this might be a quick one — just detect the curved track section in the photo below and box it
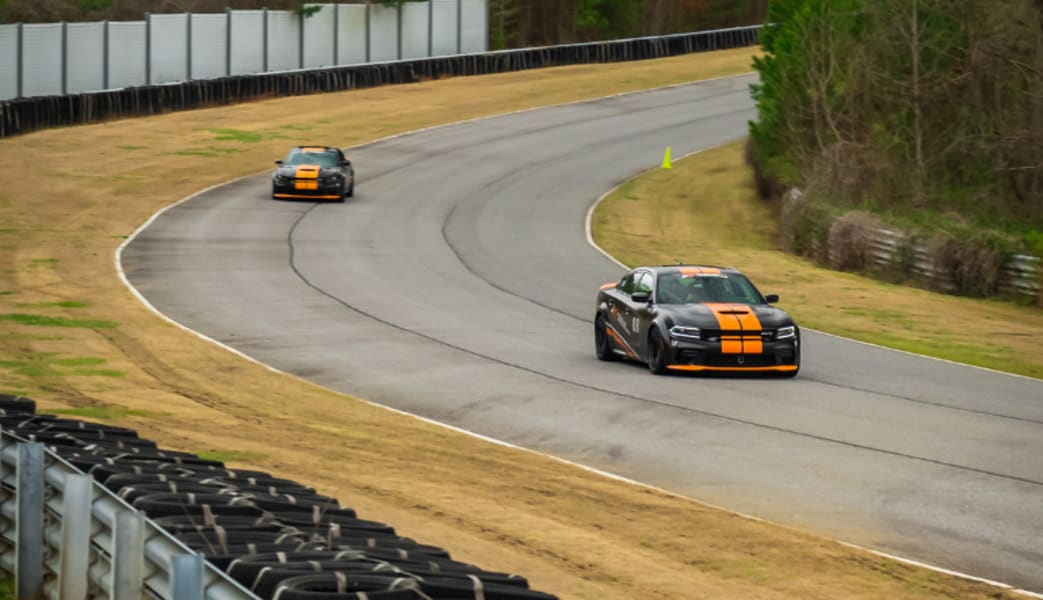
[122,74,1043,591]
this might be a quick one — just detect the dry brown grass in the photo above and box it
[593,140,1043,379]
[0,48,1027,598]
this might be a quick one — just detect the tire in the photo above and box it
[594,315,619,362]
[336,183,346,203]
[646,329,668,375]
[346,180,354,198]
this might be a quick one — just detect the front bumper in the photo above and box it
[272,178,345,200]
[664,336,799,373]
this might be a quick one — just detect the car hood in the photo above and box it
[660,303,795,329]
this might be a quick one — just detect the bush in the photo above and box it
[827,210,883,271]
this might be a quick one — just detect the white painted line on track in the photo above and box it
[115,73,1041,599]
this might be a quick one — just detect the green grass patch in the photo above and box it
[207,128,277,143]
[29,258,58,269]
[196,449,270,464]
[0,354,123,378]
[16,301,88,309]
[0,291,14,296]
[0,313,116,328]
[117,145,148,150]
[0,579,12,600]
[49,406,165,420]
[278,124,315,131]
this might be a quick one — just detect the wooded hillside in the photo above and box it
[749,0,1043,297]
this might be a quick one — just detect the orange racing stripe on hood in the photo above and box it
[294,164,321,179]
[703,303,763,354]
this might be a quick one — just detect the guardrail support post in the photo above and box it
[365,0,371,62]
[112,509,145,598]
[333,3,339,66]
[16,442,44,600]
[456,0,462,54]
[172,554,205,600]
[396,1,403,60]
[59,474,92,599]
[102,20,109,90]
[428,0,434,57]
[186,12,193,81]
[61,21,68,95]
[225,7,232,77]
[262,7,269,73]
[15,23,23,98]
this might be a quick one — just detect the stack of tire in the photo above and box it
[0,395,559,600]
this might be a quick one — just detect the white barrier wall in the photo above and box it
[432,0,459,56]
[267,10,300,72]
[337,5,367,66]
[66,22,104,93]
[107,21,146,90]
[1,1,488,100]
[22,24,62,97]
[303,5,335,69]
[231,10,266,75]
[461,0,487,54]
[191,13,227,80]
[151,14,188,84]
[0,25,15,99]
[369,3,399,63]
[401,2,430,60]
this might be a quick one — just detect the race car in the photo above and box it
[594,265,800,376]
[271,146,354,201]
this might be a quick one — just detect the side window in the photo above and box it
[619,273,636,294]
[635,272,654,295]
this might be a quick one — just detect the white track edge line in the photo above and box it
[112,74,1041,598]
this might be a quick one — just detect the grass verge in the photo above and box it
[592,141,1043,380]
[0,47,1027,598]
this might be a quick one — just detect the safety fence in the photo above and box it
[0,395,560,599]
[0,1,488,101]
[0,25,763,138]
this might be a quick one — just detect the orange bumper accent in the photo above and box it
[666,364,798,373]
[274,193,342,200]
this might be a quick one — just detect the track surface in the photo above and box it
[123,74,1043,591]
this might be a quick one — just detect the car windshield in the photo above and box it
[655,270,765,305]
[283,149,339,167]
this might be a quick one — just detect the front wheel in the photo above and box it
[594,315,619,362]
[647,329,668,375]
[779,342,801,378]
[345,180,354,198]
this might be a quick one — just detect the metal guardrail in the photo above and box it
[0,429,257,600]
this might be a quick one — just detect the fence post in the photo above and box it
[333,3,339,66]
[145,12,151,85]
[61,21,68,95]
[59,474,92,599]
[16,442,44,600]
[112,509,146,598]
[262,7,269,72]
[396,1,403,60]
[15,23,22,98]
[456,0,462,54]
[186,12,192,81]
[428,0,433,57]
[298,5,304,69]
[365,0,371,62]
[102,20,109,89]
[172,554,205,600]
[225,7,232,76]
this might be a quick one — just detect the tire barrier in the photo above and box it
[0,26,763,139]
[0,395,560,600]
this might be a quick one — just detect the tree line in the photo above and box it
[750,0,1043,261]
[0,0,767,47]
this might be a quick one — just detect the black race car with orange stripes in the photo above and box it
[594,265,800,376]
[272,146,354,201]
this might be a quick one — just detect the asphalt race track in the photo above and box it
[122,73,1043,592]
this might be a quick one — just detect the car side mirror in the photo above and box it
[341,160,351,166]
[765,294,779,303]
[275,160,283,165]
[631,291,651,304]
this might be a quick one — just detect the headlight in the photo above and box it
[776,325,796,340]
[669,325,701,340]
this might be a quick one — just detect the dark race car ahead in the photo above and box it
[594,265,800,376]
[272,146,354,201]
